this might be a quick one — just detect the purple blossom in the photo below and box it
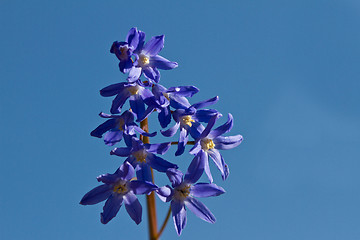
[110,138,177,182]
[156,166,225,235]
[127,33,178,83]
[189,114,243,182]
[90,110,156,146]
[160,96,221,156]
[100,81,153,119]
[80,161,157,224]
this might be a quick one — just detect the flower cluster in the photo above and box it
[81,27,243,236]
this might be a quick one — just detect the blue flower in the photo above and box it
[80,161,158,224]
[189,114,243,182]
[139,84,200,128]
[160,96,220,156]
[110,138,178,182]
[110,27,141,73]
[127,33,178,83]
[100,81,153,119]
[90,110,157,146]
[156,166,225,235]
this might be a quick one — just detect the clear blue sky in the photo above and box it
[1,0,360,239]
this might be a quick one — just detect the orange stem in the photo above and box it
[140,119,158,240]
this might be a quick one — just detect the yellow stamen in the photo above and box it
[128,86,140,95]
[174,184,191,200]
[181,115,195,127]
[113,182,127,194]
[139,54,150,66]
[201,138,215,151]
[132,150,147,163]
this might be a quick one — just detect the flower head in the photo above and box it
[80,161,158,224]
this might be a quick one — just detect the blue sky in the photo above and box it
[1,0,360,239]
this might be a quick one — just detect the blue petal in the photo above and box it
[129,95,145,120]
[100,82,127,97]
[147,153,178,172]
[119,59,133,73]
[132,125,157,137]
[189,122,204,139]
[110,147,132,157]
[101,194,123,224]
[128,180,157,195]
[119,161,135,181]
[203,153,213,183]
[213,135,243,150]
[143,67,160,82]
[150,55,178,70]
[169,95,191,109]
[80,184,112,205]
[175,128,188,156]
[156,185,173,202]
[110,90,131,114]
[171,200,187,236]
[158,106,171,128]
[191,96,219,109]
[199,114,219,140]
[193,109,221,123]
[97,170,121,185]
[90,119,118,138]
[126,27,139,50]
[127,67,142,82]
[184,150,206,184]
[103,130,123,146]
[191,183,225,198]
[167,86,199,97]
[189,141,201,155]
[208,113,234,139]
[124,192,142,225]
[143,35,164,56]
[166,168,183,187]
[207,149,225,178]
[145,142,171,155]
[135,30,146,53]
[136,163,152,182]
[161,122,180,137]
[184,197,215,223]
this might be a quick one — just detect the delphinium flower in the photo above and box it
[110,137,178,182]
[189,114,243,182]
[156,166,225,235]
[100,81,153,119]
[80,161,158,224]
[90,110,156,146]
[160,96,220,156]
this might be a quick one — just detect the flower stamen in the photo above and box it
[201,138,215,151]
[181,115,195,127]
[132,150,147,163]
[139,54,150,66]
[113,182,128,194]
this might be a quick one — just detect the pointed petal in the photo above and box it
[204,153,213,183]
[193,109,221,123]
[101,194,123,224]
[158,106,172,128]
[119,161,135,181]
[171,200,187,236]
[175,128,188,156]
[150,55,178,70]
[143,67,160,82]
[90,119,118,138]
[207,149,225,177]
[147,153,178,172]
[199,114,219,139]
[145,142,171,155]
[80,184,112,205]
[124,192,142,225]
[166,168,183,187]
[143,35,164,56]
[208,113,234,139]
[132,125,157,137]
[161,122,180,137]
[130,95,145,120]
[184,197,216,223]
[189,141,201,155]
[213,135,243,150]
[110,147,132,157]
[191,183,225,198]
[191,96,219,109]
[103,130,123,146]
[136,163,153,182]
[167,86,199,97]
[126,27,139,49]
[128,180,157,195]
[184,150,206,184]
[100,83,126,97]
[110,90,131,114]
